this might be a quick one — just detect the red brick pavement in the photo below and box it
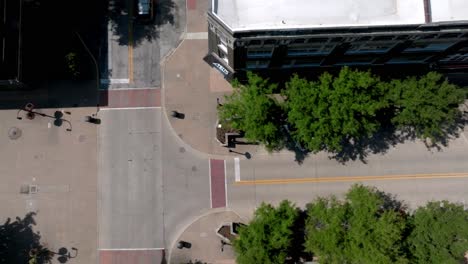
[187,0,196,10]
[100,89,161,108]
[99,250,164,264]
[210,159,226,208]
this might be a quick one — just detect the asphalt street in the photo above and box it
[226,128,468,220]
[97,108,210,254]
[101,0,185,89]
[98,108,164,249]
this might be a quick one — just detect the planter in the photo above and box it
[215,119,241,147]
[215,222,245,243]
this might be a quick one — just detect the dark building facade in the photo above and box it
[206,0,468,79]
[1,0,22,86]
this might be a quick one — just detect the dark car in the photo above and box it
[136,0,153,22]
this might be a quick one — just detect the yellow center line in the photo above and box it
[233,172,468,186]
[128,0,134,83]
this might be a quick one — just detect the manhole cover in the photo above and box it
[192,166,197,172]
[8,127,22,140]
[179,147,186,153]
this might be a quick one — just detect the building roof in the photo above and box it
[212,0,468,32]
[431,0,468,23]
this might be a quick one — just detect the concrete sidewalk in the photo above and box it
[0,107,98,264]
[162,0,260,157]
[169,210,243,264]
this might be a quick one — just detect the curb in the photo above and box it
[166,207,247,264]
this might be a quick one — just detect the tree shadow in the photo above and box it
[375,189,408,213]
[329,125,404,164]
[327,110,467,164]
[288,210,313,263]
[282,128,309,165]
[109,0,176,46]
[0,212,51,264]
[0,212,78,264]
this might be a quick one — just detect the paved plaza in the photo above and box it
[0,107,98,264]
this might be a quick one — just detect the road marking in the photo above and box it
[99,248,164,251]
[128,0,134,83]
[234,157,240,182]
[100,78,130,84]
[100,106,161,111]
[234,172,468,186]
[186,32,208,39]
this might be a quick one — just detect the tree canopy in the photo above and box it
[219,72,284,150]
[304,184,408,264]
[284,67,390,152]
[407,201,468,264]
[219,68,465,156]
[388,72,465,141]
[233,185,468,263]
[233,200,300,264]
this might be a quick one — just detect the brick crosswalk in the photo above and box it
[210,159,226,208]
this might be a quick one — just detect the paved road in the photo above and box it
[225,128,468,219]
[98,108,164,249]
[101,0,185,89]
[97,107,211,261]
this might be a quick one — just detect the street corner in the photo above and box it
[209,68,234,93]
[168,210,244,264]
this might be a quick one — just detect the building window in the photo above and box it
[373,35,394,41]
[331,37,343,42]
[218,43,228,54]
[440,53,468,62]
[337,56,375,65]
[293,57,324,67]
[346,42,395,54]
[293,38,306,44]
[387,54,432,64]
[420,34,438,40]
[308,38,329,43]
[287,44,334,56]
[246,60,270,69]
[264,39,276,46]
[405,41,455,52]
[247,48,273,58]
[249,40,262,46]
[395,35,409,40]
[439,33,461,39]
[217,37,229,63]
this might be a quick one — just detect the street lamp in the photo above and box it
[17,105,72,132]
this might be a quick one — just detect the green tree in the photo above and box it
[233,200,300,264]
[284,67,389,153]
[389,72,465,141]
[219,72,284,150]
[304,184,409,264]
[407,201,468,264]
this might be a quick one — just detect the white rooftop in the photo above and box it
[212,0,468,31]
[431,0,468,23]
